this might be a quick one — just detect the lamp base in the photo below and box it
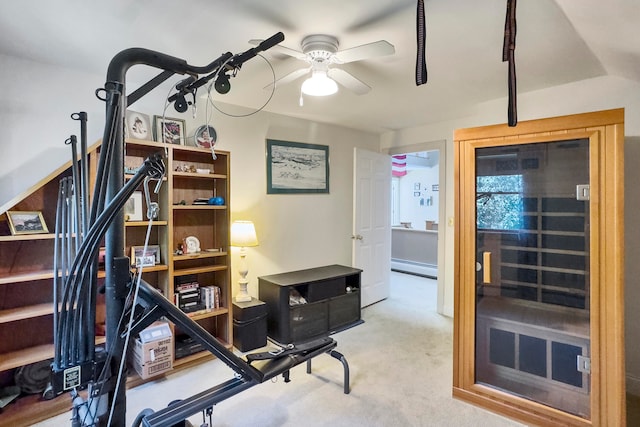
[235,280,252,303]
[235,294,252,303]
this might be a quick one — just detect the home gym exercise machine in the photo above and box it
[50,32,349,426]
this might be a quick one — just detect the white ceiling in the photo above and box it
[1,0,638,134]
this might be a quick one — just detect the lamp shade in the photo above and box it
[230,221,259,247]
[301,71,338,96]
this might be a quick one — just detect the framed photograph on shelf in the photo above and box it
[193,125,217,149]
[131,245,161,267]
[153,115,186,145]
[266,139,329,194]
[6,211,49,235]
[124,191,143,221]
[124,110,152,141]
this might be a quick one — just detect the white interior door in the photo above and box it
[353,147,391,307]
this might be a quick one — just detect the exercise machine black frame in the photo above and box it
[52,33,294,427]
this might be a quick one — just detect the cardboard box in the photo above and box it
[130,321,174,379]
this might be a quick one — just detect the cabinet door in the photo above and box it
[453,109,625,426]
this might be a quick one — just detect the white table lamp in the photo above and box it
[230,220,259,302]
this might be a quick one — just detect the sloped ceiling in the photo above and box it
[0,0,634,133]
[555,0,640,82]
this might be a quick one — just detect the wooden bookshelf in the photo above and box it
[0,138,232,423]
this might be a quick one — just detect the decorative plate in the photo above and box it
[193,125,217,149]
[184,236,201,254]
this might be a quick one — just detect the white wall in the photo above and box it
[397,167,440,228]
[381,74,640,394]
[192,103,379,298]
[0,54,100,207]
[0,53,191,209]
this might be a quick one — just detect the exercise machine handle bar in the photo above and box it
[104,31,283,101]
[167,31,285,103]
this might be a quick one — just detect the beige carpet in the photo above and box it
[35,272,525,426]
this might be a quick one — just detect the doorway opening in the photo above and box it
[385,139,446,314]
[390,150,439,278]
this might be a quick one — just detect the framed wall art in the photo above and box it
[266,139,329,194]
[153,115,186,145]
[124,110,152,141]
[6,211,49,235]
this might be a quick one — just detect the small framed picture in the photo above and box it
[193,125,217,149]
[124,191,143,221]
[125,110,152,141]
[153,115,186,145]
[414,183,421,191]
[131,245,161,267]
[6,211,49,235]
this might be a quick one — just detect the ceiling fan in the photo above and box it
[249,34,395,96]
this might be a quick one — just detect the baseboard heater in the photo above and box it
[391,259,437,278]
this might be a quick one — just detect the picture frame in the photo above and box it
[193,125,217,149]
[153,115,186,145]
[131,245,161,267]
[6,211,49,235]
[125,110,152,141]
[266,139,329,194]
[124,191,143,221]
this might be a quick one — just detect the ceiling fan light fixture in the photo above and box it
[301,70,338,96]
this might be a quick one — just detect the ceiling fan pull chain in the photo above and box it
[503,0,517,126]
[415,0,428,86]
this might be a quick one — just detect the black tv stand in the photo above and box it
[258,265,363,344]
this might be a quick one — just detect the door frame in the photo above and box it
[385,139,447,315]
[453,109,625,426]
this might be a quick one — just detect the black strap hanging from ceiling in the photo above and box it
[416,0,428,85]
[503,0,517,126]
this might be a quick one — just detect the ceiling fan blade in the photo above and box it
[249,39,307,60]
[328,68,371,95]
[334,40,395,64]
[263,67,310,90]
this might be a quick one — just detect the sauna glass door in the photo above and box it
[474,139,590,418]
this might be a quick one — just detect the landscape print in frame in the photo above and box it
[266,139,329,194]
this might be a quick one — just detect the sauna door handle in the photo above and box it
[482,251,492,284]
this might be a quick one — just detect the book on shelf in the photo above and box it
[200,285,221,311]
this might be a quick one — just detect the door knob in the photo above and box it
[352,234,363,241]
